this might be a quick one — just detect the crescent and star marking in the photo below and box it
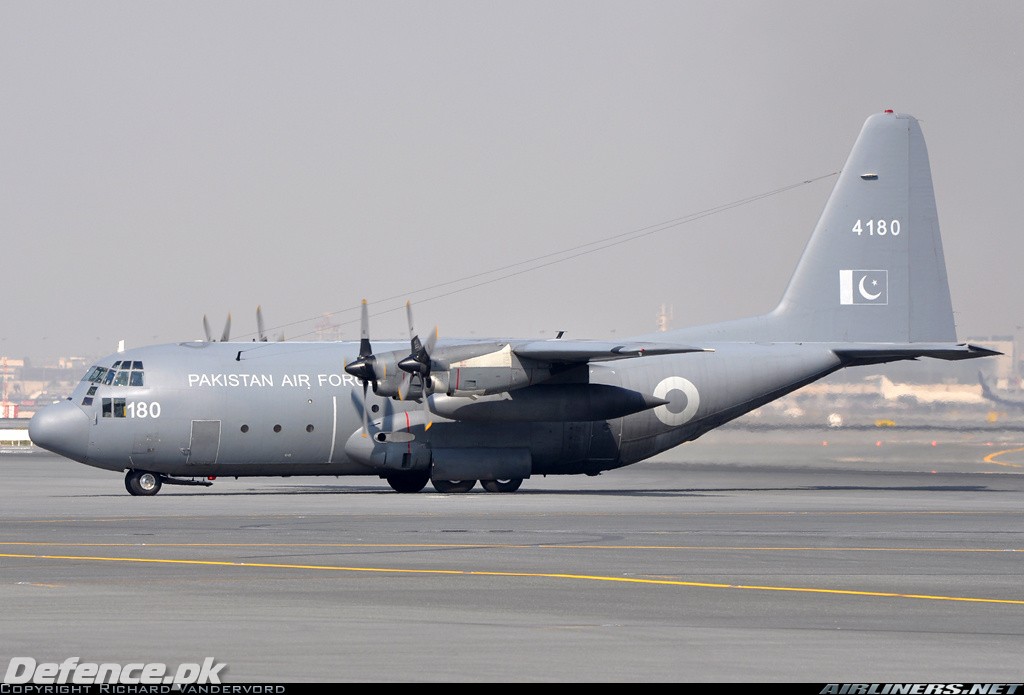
[653,376,700,426]
[858,274,882,300]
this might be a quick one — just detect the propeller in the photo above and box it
[202,314,232,342]
[397,300,438,430]
[343,300,378,436]
[256,306,267,342]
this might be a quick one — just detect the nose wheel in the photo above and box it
[125,470,163,496]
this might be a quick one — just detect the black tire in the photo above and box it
[386,470,430,493]
[480,478,523,493]
[431,479,476,493]
[125,470,162,496]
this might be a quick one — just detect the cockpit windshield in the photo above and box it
[83,361,145,387]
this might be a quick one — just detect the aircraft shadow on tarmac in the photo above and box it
[66,483,995,499]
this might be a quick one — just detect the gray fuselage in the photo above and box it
[49,339,841,480]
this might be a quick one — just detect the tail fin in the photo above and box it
[664,112,997,362]
[767,110,955,342]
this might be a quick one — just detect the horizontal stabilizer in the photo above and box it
[833,343,1002,366]
[513,340,710,363]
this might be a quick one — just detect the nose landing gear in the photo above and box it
[125,470,163,496]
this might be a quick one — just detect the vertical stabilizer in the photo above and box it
[766,111,956,342]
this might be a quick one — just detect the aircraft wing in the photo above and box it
[512,340,710,364]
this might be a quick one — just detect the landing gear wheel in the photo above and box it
[386,470,430,493]
[125,470,163,496]
[431,479,476,493]
[480,478,523,493]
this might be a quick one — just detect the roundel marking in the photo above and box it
[653,376,700,427]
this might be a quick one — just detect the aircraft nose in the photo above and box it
[29,400,91,462]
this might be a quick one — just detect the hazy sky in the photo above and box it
[2,1,1022,362]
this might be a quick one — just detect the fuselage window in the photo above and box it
[101,398,127,417]
[87,386,98,396]
[82,397,93,406]
[129,372,144,386]
[113,371,129,386]
[103,370,116,385]
[132,361,144,370]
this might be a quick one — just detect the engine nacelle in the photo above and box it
[432,344,549,396]
[344,410,431,471]
[428,366,534,397]
[365,352,413,399]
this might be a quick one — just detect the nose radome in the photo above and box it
[29,400,90,462]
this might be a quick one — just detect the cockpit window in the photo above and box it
[96,361,146,387]
[83,362,147,388]
[84,366,109,383]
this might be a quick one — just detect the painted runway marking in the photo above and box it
[3,552,1023,606]
[0,541,1021,552]
[9,510,1024,525]
[983,447,1024,468]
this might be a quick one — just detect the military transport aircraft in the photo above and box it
[29,111,999,495]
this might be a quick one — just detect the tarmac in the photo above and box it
[2,427,1023,682]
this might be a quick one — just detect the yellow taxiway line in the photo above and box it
[3,551,1023,606]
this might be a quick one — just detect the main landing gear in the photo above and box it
[431,479,477,493]
[385,473,525,493]
[385,470,431,493]
[480,478,523,493]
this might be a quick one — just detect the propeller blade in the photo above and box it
[256,306,267,342]
[221,313,232,342]
[422,380,433,431]
[203,315,213,342]
[398,301,433,377]
[425,324,438,355]
[396,371,410,401]
[358,299,372,359]
[400,301,434,428]
[344,299,381,422]
[405,300,416,342]
[361,380,369,437]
